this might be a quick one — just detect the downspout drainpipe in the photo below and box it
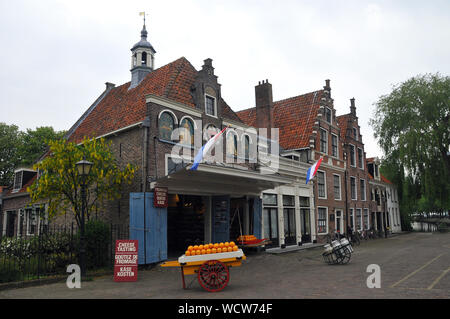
[142,116,150,264]
[344,168,349,235]
[142,116,150,193]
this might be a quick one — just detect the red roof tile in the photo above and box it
[68,57,242,144]
[336,114,351,140]
[236,90,323,150]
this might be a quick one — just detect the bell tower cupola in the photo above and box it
[129,13,156,89]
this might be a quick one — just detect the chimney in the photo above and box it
[201,58,214,75]
[323,79,331,97]
[350,98,356,116]
[105,82,116,91]
[255,79,274,134]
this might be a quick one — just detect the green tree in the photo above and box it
[0,123,23,185]
[371,73,450,215]
[18,126,66,167]
[0,123,65,186]
[28,137,135,228]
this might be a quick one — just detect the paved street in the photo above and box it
[0,232,449,299]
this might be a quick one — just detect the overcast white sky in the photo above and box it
[1,0,449,158]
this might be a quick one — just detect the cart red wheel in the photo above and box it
[197,260,229,292]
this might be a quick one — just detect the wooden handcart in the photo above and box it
[161,249,246,292]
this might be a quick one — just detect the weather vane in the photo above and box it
[139,11,149,26]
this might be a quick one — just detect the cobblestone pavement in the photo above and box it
[1,232,449,299]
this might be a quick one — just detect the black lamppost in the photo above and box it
[76,157,93,278]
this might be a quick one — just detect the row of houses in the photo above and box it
[0,23,401,260]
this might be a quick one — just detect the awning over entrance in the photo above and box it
[151,164,293,196]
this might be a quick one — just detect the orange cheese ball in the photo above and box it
[217,248,222,253]
[185,251,191,256]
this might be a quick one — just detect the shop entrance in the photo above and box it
[300,208,312,243]
[167,195,205,257]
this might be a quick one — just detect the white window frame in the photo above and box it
[331,133,338,158]
[317,170,327,199]
[350,176,357,200]
[364,208,370,229]
[317,206,328,234]
[325,107,332,124]
[319,128,328,154]
[204,94,217,118]
[13,171,23,192]
[333,174,341,200]
[358,147,364,169]
[356,208,363,231]
[349,144,356,167]
[360,179,366,201]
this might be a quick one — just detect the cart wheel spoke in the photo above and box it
[197,260,230,292]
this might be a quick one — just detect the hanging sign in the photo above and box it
[154,187,168,208]
[114,240,138,282]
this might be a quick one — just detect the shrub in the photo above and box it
[76,220,110,269]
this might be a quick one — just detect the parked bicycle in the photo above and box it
[349,231,360,246]
[325,230,342,244]
[368,228,378,239]
[360,229,369,240]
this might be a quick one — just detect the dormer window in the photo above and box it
[12,169,36,193]
[13,171,23,191]
[205,95,216,117]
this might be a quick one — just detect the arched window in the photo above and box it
[179,118,194,146]
[141,52,147,66]
[227,131,238,157]
[244,135,250,160]
[159,112,175,141]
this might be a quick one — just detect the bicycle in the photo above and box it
[325,230,341,244]
[349,231,360,246]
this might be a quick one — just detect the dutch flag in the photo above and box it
[306,157,323,184]
[190,126,229,170]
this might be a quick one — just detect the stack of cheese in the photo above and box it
[185,242,238,256]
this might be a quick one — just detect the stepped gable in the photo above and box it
[236,90,323,150]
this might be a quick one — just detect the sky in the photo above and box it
[1,0,449,158]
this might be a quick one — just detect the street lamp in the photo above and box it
[76,157,93,278]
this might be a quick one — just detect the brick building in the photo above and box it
[1,22,401,257]
[336,99,371,235]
